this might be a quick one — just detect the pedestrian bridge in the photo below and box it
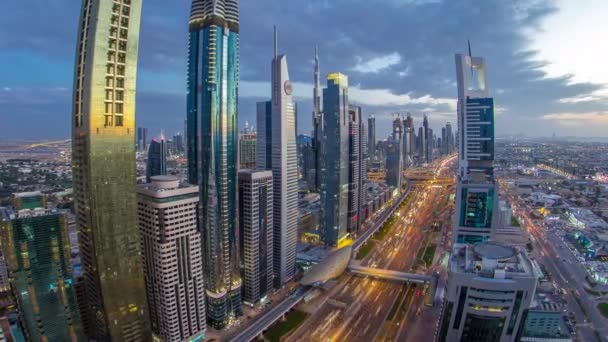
[347,265,433,284]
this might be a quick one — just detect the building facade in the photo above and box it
[347,106,367,234]
[0,193,82,341]
[368,115,376,162]
[320,73,350,247]
[312,46,323,192]
[453,53,499,245]
[439,244,537,342]
[238,170,273,306]
[71,0,149,339]
[385,136,403,191]
[239,123,257,170]
[146,137,167,182]
[137,177,206,341]
[187,0,242,328]
[255,28,298,287]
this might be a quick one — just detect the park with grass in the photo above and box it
[263,310,309,342]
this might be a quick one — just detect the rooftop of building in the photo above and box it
[136,176,198,198]
[450,242,536,280]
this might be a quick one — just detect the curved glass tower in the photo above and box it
[187,0,242,329]
[71,0,149,340]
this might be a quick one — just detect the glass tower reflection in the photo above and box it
[187,0,242,329]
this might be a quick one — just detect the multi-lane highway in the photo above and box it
[287,157,456,342]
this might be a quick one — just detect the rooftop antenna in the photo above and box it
[467,39,474,77]
[274,25,278,60]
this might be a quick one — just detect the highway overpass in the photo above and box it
[348,265,434,284]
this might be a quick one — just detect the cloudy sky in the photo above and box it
[1,0,607,140]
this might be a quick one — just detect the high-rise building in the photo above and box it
[446,121,454,154]
[403,113,414,168]
[173,132,185,153]
[312,46,323,192]
[453,53,498,245]
[238,170,273,306]
[385,136,403,191]
[187,0,242,328]
[0,192,83,341]
[441,126,447,155]
[368,115,376,162]
[255,28,298,287]
[438,243,537,342]
[146,136,168,182]
[320,72,350,247]
[137,177,206,341]
[423,115,432,163]
[347,105,367,234]
[71,0,149,339]
[138,127,149,152]
[239,123,257,170]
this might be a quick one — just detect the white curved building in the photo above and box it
[300,246,352,286]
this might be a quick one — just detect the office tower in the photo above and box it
[238,170,273,306]
[453,53,499,245]
[347,106,367,234]
[312,46,323,192]
[385,136,403,191]
[137,177,205,341]
[173,132,185,153]
[368,115,376,162]
[403,113,414,168]
[441,127,447,155]
[239,123,257,170]
[417,126,424,161]
[146,136,168,182]
[71,0,149,339]
[255,28,298,287]
[187,0,241,328]
[423,114,432,163]
[138,127,149,151]
[320,72,350,247]
[438,243,537,342]
[446,121,454,154]
[0,192,82,341]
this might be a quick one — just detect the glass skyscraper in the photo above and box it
[0,193,83,341]
[186,0,241,329]
[146,137,167,182]
[320,73,350,247]
[453,53,499,245]
[71,0,149,340]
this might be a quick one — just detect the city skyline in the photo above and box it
[3,1,608,140]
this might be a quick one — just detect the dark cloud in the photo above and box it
[0,0,606,139]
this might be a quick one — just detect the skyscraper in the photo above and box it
[423,114,432,163]
[368,115,376,162]
[0,192,83,341]
[146,135,167,182]
[255,28,298,287]
[403,113,414,167]
[138,127,149,152]
[441,126,447,155]
[347,105,367,234]
[137,177,206,341]
[453,53,499,245]
[239,122,257,170]
[446,121,454,154]
[238,170,273,306]
[320,73,350,247]
[71,1,149,339]
[312,46,323,192]
[387,114,404,190]
[187,0,241,328]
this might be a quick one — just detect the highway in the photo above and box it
[288,156,456,342]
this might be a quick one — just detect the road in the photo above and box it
[287,156,456,342]
[502,183,608,342]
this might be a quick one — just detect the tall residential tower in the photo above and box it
[71,0,149,339]
[187,0,242,328]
